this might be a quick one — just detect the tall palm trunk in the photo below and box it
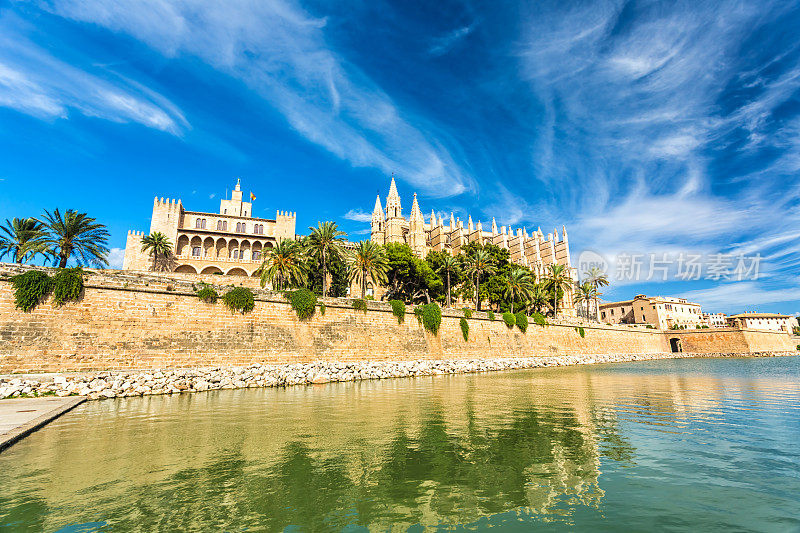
[476,273,481,312]
[446,271,451,308]
[361,268,367,299]
[322,249,327,296]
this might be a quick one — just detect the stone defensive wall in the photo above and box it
[0,265,796,374]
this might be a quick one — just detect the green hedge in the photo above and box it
[515,312,528,333]
[532,312,547,326]
[462,307,473,319]
[502,312,516,328]
[11,270,53,312]
[460,317,469,341]
[196,284,219,303]
[287,288,317,319]
[318,303,326,316]
[52,267,83,306]
[390,299,405,324]
[413,305,424,324]
[576,326,585,338]
[352,298,368,314]
[422,302,442,335]
[222,287,255,314]
[486,310,495,321]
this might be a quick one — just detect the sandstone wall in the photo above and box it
[0,265,794,373]
[669,328,797,353]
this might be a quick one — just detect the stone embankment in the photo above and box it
[1,351,795,401]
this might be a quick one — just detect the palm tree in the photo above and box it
[437,254,459,308]
[573,282,598,320]
[504,267,535,313]
[305,221,347,297]
[544,263,572,318]
[464,249,496,311]
[39,209,110,268]
[346,240,389,299]
[0,217,48,264]
[259,239,307,290]
[584,266,610,321]
[527,283,550,315]
[140,232,173,271]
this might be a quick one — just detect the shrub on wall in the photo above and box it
[575,326,586,338]
[390,299,405,324]
[196,284,219,304]
[462,308,473,319]
[515,312,528,333]
[287,288,317,319]
[413,305,424,324]
[352,298,368,314]
[422,302,442,335]
[502,312,516,328]
[460,317,469,341]
[222,287,255,314]
[11,270,53,312]
[486,310,495,321]
[52,267,83,306]
[318,303,326,316]
[532,312,547,326]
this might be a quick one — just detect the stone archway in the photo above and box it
[174,264,198,274]
[669,337,682,353]
[226,267,248,276]
[200,266,223,275]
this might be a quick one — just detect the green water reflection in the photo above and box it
[2,356,799,531]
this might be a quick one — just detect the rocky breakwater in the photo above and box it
[0,351,794,401]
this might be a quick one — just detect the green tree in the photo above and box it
[527,283,550,314]
[504,267,535,313]
[140,232,173,271]
[39,208,110,268]
[384,243,441,303]
[583,266,609,320]
[464,248,496,311]
[0,217,48,264]
[259,239,307,290]
[305,247,349,297]
[346,240,389,299]
[573,282,598,320]
[434,254,460,308]
[544,263,572,318]
[462,242,511,311]
[305,221,347,297]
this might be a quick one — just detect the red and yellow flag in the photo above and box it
[250,192,256,201]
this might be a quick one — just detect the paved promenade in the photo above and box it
[0,396,85,452]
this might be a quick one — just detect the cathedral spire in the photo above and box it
[385,174,402,219]
[410,192,422,221]
[449,212,455,230]
[467,215,474,232]
[491,217,498,234]
[372,194,384,220]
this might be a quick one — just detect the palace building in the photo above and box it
[123,179,296,276]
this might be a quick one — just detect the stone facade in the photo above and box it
[600,294,703,329]
[725,312,796,333]
[369,176,576,312]
[1,265,796,374]
[123,179,297,277]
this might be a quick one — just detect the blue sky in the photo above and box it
[0,0,798,315]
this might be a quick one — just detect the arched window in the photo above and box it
[192,246,201,257]
[217,220,228,231]
[232,249,239,259]
[236,222,246,233]
[195,218,202,229]
[252,250,261,260]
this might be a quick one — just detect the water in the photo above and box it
[1,356,799,532]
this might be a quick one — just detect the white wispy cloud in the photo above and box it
[342,208,372,222]
[40,0,474,197]
[429,23,476,56]
[0,14,188,134]
[515,0,800,302]
[107,247,125,269]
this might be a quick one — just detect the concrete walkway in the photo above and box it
[0,396,85,453]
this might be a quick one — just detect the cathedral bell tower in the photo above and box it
[370,194,385,245]
[384,175,404,244]
[408,193,425,255]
